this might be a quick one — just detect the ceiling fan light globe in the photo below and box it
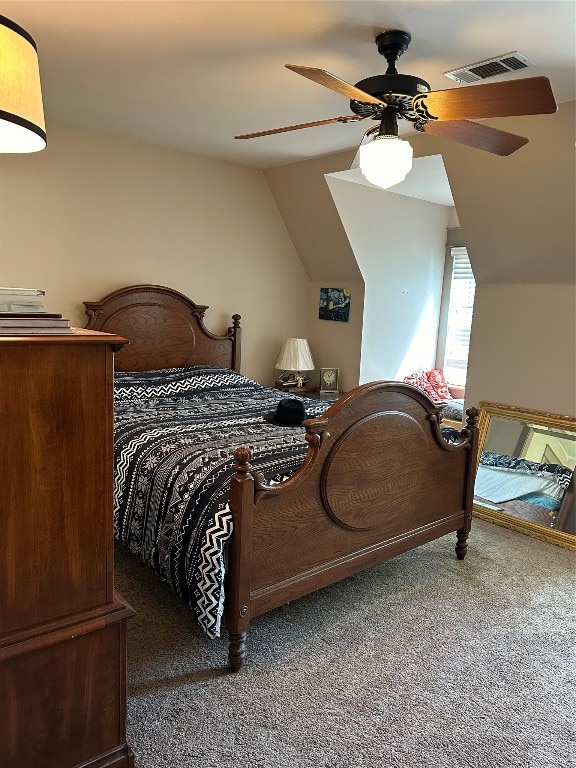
[359,136,413,189]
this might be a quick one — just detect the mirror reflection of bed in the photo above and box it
[473,402,576,549]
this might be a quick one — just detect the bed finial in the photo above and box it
[233,445,252,474]
[465,406,479,430]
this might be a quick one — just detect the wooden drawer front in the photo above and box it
[0,621,129,768]
[0,342,114,636]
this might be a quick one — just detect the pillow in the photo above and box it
[425,369,453,401]
[403,371,442,402]
[516,492,560,511]
[114,365,265,404]
[441,400,464,422]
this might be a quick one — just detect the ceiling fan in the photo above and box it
[235,30,557,187]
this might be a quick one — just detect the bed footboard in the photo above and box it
[227,382,479,670]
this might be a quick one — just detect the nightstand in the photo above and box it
[307,390,341,401]
[274,384,341,401]
[274,384,317,396]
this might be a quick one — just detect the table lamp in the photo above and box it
[275,338,315,388]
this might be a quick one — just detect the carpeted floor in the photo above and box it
[115,519,576,768]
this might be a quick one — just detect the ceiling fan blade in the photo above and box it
[349,126,380,170]
[421,120,529,156]
[286,65,385,106]
[415,76,557,122]
[235,115,363,139]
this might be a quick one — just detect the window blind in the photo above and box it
[443,247,475,385]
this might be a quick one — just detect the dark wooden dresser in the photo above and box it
[0,330,135,768]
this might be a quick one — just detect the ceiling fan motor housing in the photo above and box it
[349,29,430,120]
[351,73,431,118]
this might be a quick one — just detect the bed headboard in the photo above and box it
[84,284,241,372]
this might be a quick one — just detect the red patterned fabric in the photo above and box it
[403,371,442,402]
[425,369,453,401]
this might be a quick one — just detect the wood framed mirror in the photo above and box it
[473,401,576,550]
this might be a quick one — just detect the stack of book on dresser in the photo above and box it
[0,287,73,334]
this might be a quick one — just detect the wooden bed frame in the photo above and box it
[85,284,479,671]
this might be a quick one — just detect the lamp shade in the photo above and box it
[275,338,315,371]
[0,15,46,153]
[359,136,413,189]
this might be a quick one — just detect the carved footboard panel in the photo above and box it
[227,382,479,669]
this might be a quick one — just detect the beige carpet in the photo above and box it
[115,519,576,768]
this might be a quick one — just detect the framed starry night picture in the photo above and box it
[319,288,351,322]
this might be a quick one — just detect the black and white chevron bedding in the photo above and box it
[479,451,572,491]
[475,450,572,515]
[113,365,331,638]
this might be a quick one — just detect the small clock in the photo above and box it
[320,367,339,393]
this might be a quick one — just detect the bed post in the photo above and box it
[230,314,242,373]
[456,406,480,559]
[227,446,254,670]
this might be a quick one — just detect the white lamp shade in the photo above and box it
[275,338,315,371]
[0,15,46,153]
[359,136,413,189]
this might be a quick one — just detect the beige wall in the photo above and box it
[264,152,451,392]
[263,149,453,392]
[265,102,575,418]
[0,121,310,383]
[325,174,449,384]
[265,153,365,392]
[306,280,364,393]
[411,101,575,285]
[264,154,362,283]
[2,101,574,418]
[467,284,576,416]
[409,101,576,417]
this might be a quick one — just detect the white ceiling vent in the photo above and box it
[444,51,537,84]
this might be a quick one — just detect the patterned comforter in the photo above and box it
[113,366,330,638]
[475,450,572,508]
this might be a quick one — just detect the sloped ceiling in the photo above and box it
[265,154,362,284]
[411,102,575,284]
[264,102,575,285]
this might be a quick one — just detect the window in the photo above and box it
[438,246,475,386]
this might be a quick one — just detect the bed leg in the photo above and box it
[455,528,469,560]
[228,448,254,671]
[456,406,479,563]
[229,632,247,671]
